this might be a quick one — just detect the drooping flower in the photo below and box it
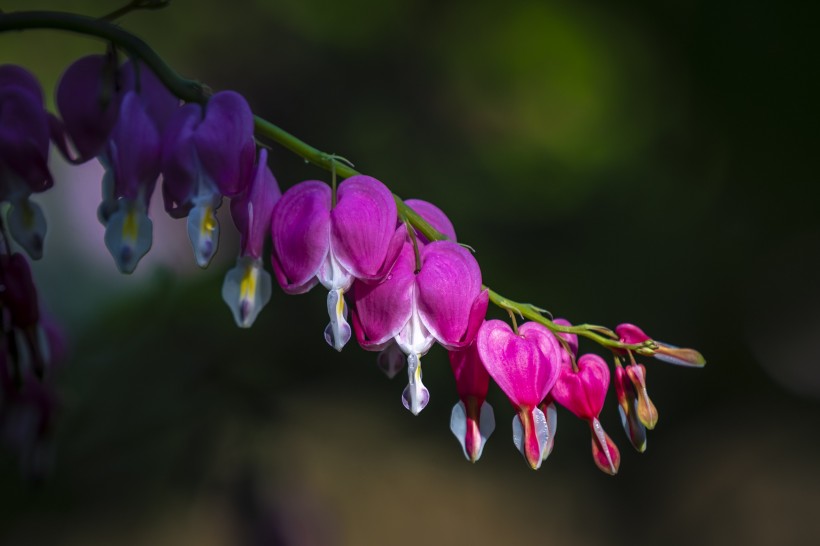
[613,360,657,452]
[449,339,495,462]
[615,323,706,367]
[0,65,53,259]
[98,61,178,273]
[161,91,256,267]
[270,176,405,351]
[551,353,621,475]
[476,320,561,469]
[351,240,488,415]
[537,317,578,461]
[222,148,281,328]
[52,54,121,164]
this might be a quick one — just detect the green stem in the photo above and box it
[0,9,658,355]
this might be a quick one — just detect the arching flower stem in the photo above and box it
[0,9,702,359]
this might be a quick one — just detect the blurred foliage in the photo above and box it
[1,0,819,544]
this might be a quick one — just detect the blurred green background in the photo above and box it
[2,0,819,544]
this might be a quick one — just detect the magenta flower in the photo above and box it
[162,91,256,267]
[614,362,657,452]
[222,148,281,328]
[270,175,405,351]
[476,320,561,469]
[449,340,495,462]
[616,323,706,367]
[52,54,120,164]
[551,353,621,475]
[537,317,578,461]
[351,240,488,414]
[0,65,52,259]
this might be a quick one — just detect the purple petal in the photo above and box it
[231,148,282,259]
[477,320,551,408]
[0,65,43,103]
[0,83,51,193]
[405,198,457,243]
[160,103,201,217]
[416,241,484,347]
[331,175,399,281]
[349,242,415,349]
[55,55,120,162]
[270,180,331,294]
[120,60,179,134]
[192,91,255,197]
[107,91,161,202]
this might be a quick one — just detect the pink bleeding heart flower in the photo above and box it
[373,199,456,378]
[614,360,657,452]
[221,148,281,328]
[270,175,405,351]
[476,320,561,469]
[449,339,495,462]
[552,353,621,475]
[351,240,488,415]
[0,65,53,259]
[98,61,178,274]
[616,323,706,367]
[162,91,256,267]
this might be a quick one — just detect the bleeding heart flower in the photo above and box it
[351,240,488,415]
[449,339,495,462]
[222,148,281,328]
[271,175,405,352]
[552,353,621,475]
[476,320,561,469]
[616,323,706,367]
[614,361,658,452]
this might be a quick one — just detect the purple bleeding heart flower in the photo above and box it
[52,54,121,164]
[222,148,281,328]
[270,175,405,352]
[161,91,255,268]
[552,353,621,475]
[476,320,561,469]
[0,65,53,259]
[449,339,495,462]
[351,240,488,415]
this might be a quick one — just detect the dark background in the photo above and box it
[2,0,818,544]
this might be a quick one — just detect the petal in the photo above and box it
[448,341,490,401]
[512,406,549,470]
[349,243,415,348]
[405,198,457,243]
[120,60,179,134]
[331,175,399,280]
[654,343,707,367]
[103,199,153,274]
[376,341,406,378]
[323,288,352,351]
[221,256,272,328]
[450,398,495,462]
[617,395,648,453]
[416,241,484,347]
[541,401,558,461]
[0,65,44,102]
[108,91,161,202]
[187,195,222,268]
[626,364,658,429]
[590,418,620,475]
[551,353,610,420]
[230,148,282,259]
[517,321,562,398]
[401,353,429,415]
[7,196,46,260]
[552,317,579,357]
[160,104,201,218]
[0,86,51,192]
[192,91,255,196]
[615,323,650,344]
[270,180,331,294]
[55,55,120,162]
[477,320,552,407]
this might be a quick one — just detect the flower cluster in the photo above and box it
[1,47,706,476]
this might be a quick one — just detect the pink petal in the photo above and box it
[615,323,650,344]
[349,242,415,349]
[476,320,555,408]
[331,175,399,280]
[405,198,457,243]
[551,353,610,420]
[230,148,281,259]
[448,340,490,401]
[416,241,484,347]
[270,180,331,294]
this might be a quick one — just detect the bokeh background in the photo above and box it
[2,0,819,544]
